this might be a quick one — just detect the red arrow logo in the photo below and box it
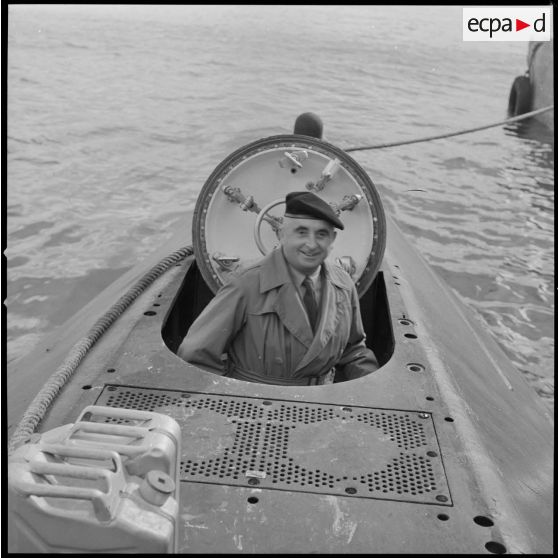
[516,19,530,31]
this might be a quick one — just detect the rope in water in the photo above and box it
[345,105,554,152]
[8,245,194,455]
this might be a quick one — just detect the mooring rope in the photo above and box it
[345,105,554,152]
[8,245,194,455]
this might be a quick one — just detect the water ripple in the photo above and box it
[6,5,553,411]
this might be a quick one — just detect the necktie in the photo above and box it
[302,276,318,332]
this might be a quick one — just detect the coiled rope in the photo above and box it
[8,245,194,455]
[345,105,554,152]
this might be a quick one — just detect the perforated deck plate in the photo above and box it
[97,386,452,505]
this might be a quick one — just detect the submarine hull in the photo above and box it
[8,213,553,553]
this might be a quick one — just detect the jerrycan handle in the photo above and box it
[12,445,126,522]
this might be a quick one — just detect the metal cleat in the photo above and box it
[306,158,341,192]
[212,253,241,272]
[278,150,308,169]
[330,194,363,215]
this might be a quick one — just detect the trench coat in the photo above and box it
[177,248,379,384]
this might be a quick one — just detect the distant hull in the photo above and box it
[507,40,553,131]
[527,40,553,130]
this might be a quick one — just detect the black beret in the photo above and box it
[284,191,344,230]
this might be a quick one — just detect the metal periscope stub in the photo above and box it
[96,386,451,506]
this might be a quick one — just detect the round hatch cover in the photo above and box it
[193,134,386,296]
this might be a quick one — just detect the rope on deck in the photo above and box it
[8,245,194,456]
[345,105,554,152]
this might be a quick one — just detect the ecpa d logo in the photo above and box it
[463,7,551,41]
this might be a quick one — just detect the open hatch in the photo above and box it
[163,134,394,372]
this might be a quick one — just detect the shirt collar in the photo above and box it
[289,263,321,289]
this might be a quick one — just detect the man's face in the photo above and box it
[279,217,336,275]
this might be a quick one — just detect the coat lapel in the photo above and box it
[260,249,313,348]
[273,283,314,348]
[294,269,339,372]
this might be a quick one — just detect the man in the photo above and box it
[177,191,379,385]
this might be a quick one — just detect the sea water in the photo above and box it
[6,5,554,410]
